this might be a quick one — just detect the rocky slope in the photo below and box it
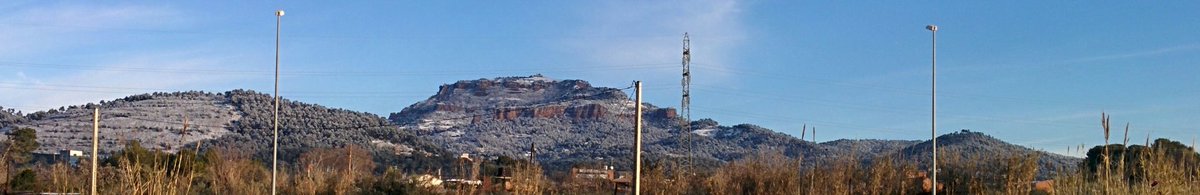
[388,75,687,169]
[1,90,444,168]
[894,130,1079,178]
[5,92,239,154]
[388,75,1080,173]
[2,75,1080,174]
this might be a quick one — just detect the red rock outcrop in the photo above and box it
[488,104,613,122]
[493,108,523,121]
[489,105,570,121]
[568,104,607,119]
[532,105,566,118]
[652,108,677,119]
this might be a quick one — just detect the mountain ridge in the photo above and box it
[1,90,446,170]
[385,75,1080,174]
[2,75,1080,175]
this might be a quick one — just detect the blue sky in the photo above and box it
[1,1,1197,157]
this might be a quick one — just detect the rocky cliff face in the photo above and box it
[388,75,823,170]
[3,75,1079,175]
[387,75,1079,174]
[392,75,644,125]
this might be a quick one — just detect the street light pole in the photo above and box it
[926,24,938,195]
[273,9,284,195]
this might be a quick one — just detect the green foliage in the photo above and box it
[6,127,38,165]
[103,141,207,177]
[206,89,446,172]
[9,169,35,191]
[1084,138,1200,180]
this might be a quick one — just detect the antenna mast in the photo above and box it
[681,33,693,169]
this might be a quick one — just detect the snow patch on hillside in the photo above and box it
[502,75,555,85]
[692,128,717,137]
[371,140,415,156]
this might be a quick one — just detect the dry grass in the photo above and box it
[289,145,374,195]
[509,161,548,194]
[1035,113,1200,195]
[203,146,271,194]
[38,162,85,193]
[706,151,801,195]
[639,160,692,195]
[4,113,1196,195]
[7,140,1194,195]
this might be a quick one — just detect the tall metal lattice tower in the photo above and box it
[680,33,693,169]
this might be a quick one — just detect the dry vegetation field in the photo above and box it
[0,113,1196,194]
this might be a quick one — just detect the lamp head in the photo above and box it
[926,25,938,32]
[275,10,285,16]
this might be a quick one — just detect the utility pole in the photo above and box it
[272,9,284,195]
[634,81,643,195]
[808,126,815,194]
[926,24,939,195]
[91,107,98,195]
[680,33,693,171]
[801,124,807,140]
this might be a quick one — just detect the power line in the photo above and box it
[692,86,924,115]
[681,63,1199,133]
[690,105,907,136]
[691,62,1126,109]
[0,82,437,97]
[692,85,1197,134]
[2,21,701,42]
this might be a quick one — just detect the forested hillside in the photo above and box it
[3,90,447,170]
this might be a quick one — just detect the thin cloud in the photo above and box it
[1,3,179,27]
[0,50,254,112]
[1061,44,1200,64]
[0,3,183,56]
[0,3,257,113]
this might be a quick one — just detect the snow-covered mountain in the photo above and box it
[387,75,1079,173]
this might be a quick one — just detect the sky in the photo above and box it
[1,1,1197,157]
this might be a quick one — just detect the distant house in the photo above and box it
[569,166,628,192]
[612,174,633,193]
[570,166,615,180]
[59,149,88,166]
[59,149,86,167]
[30,149,90,167]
